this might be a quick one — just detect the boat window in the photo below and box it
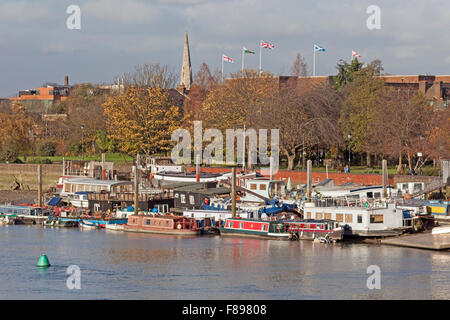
[374,192,381,198]
[310,224,316,229]
[228,221,233,228]
[367,192,373,199]
[357,215,363,223]
[345,214,353,223]
[175,193,179,198]
[370,215,384,224]
[316,213,323,220]
[262,224,267,231]
[325,213,332,220]
[189,195,195,205]
[250,184,257,190]
[306,212,311,219]
[335,214,344,222]
[180,194,186,204]
[239,223,243,229]
[259,184,267,190]
[166,221,169,227]
[146,219,151,225]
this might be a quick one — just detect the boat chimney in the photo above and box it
[101,153,106,180]
[134,154,140,216]
[64,75,69,86]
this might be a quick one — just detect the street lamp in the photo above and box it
[81,125,85,161]
[347,134,352,165]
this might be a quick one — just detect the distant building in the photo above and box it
[285,75,450,110]
[9,75,71,113]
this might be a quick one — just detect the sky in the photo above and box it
[0,0,449,97]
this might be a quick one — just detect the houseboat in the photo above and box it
[68,191,92,208]
[125,214,201,235]
[182,209,253,228]
[59,177,132,197]
[0,204,51,224]
[219,217,291,240]
[59,217,128,228]
[300,199,430,238]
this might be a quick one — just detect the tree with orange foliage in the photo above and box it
[102,86,184,156]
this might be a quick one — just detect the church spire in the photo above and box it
[180,31,192,92]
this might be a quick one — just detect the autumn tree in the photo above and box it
[122,63,177,89]
[102,86,184,156]
[0,111,34,161]
[373,92,442,171]
[339,63,388,166]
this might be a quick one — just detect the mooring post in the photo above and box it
[382,159,388,199]
[307,160,312,202]
[37,164,42,207]
[134,154,140,216]
[101,153,106,180]
[232,167,236,218]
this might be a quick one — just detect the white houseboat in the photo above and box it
[60,177,133,197]
[301,200,419,237]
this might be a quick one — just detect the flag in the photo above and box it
[260,40,275,49]
[352,49,362,58]
[314,44,325,52]
[223,54,234,63]
[243,47,255,54]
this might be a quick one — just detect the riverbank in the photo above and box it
[0,190,38,204]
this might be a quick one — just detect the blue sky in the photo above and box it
[0,0,449,97]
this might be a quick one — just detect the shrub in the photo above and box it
[0,141,19,162]
[37,140,57,157]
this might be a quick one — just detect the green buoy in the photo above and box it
[37,254,51,268]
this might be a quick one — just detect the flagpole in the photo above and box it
[313,46,316,76]
[242,47,244,74]
[242,124,246,170]
[222,55,224,82]
[259,41,262,75]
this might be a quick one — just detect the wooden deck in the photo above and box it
[381,232,450,251]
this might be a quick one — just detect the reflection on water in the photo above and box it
[0,225,449,300]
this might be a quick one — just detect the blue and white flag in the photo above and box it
[314,44,326,52]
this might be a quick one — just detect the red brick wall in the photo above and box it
[189,167,393,186]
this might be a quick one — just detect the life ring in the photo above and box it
[204,198,209,205]
[177,223,182,230]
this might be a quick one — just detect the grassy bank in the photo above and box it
[17,153,134,165]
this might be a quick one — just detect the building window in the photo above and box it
[370,215,384,224]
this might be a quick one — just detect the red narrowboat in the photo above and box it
[125,214,201,236]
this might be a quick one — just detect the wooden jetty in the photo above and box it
[381,232,450,251]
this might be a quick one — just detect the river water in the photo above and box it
[1,225,449,300]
